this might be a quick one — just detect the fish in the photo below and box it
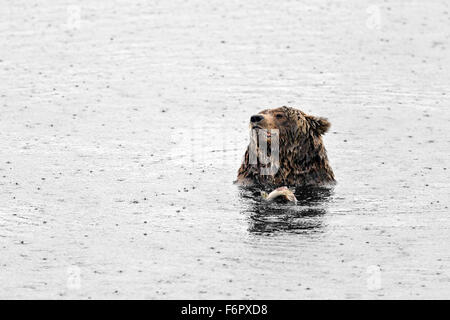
[261,186,298,204]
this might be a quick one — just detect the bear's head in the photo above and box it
[237,106,335,187]
[249,106,330,145]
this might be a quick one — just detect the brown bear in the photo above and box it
[236,106,335,187]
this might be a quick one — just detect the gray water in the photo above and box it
[0,0,449,299]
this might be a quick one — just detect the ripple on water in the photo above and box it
[239,186,333,234]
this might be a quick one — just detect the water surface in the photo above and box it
[0,0,449,299]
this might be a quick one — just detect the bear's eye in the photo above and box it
[275,114,283,119]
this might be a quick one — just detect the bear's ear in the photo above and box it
[306,115,331,135]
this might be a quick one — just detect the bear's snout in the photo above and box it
[250,114,264,123]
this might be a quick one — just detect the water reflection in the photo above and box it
[240,186,333,235]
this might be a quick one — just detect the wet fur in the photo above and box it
[236,106,335,187]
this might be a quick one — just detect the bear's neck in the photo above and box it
[280,135,334,186]
[238,134,334,187]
